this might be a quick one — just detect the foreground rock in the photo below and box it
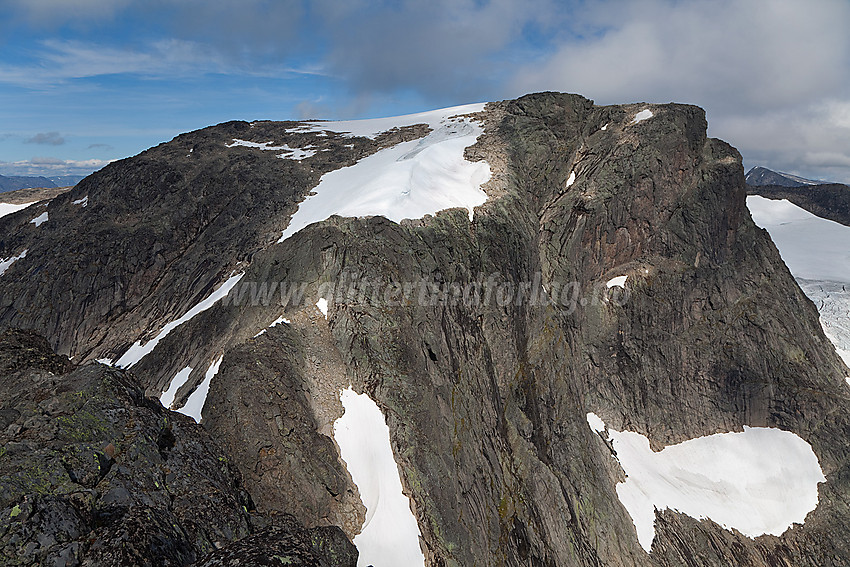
[0,329,355,566]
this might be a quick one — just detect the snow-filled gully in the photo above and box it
[333,388,424,567]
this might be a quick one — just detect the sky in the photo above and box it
[1,0,849,183]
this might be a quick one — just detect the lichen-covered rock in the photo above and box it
[197,515,357,567]
[0,329,355,566]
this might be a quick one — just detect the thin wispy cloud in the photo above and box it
[0,38,327,88]
[6,0,132,25]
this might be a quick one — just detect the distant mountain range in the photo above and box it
[0,174,85,193]
[48,175,86,187]
[745,166,824,187]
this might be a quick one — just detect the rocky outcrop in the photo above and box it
[0,329,356,566]
[197,517,358,567]
[1,92,849,566]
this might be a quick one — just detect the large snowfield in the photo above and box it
[747,195,850,283]
[587,413,825,552]
[747,195,850,372]
[278,103,491,242]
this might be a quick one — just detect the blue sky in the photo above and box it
[2,0,849,182]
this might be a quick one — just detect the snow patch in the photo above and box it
[333,388,424,567]
[160,366,193,409]
[278,146,317,160]
[587,413,825,552]
[607,275,628,288]
[747,196,850,282]
[0,201,37,219]
[226,139,287,150]
[179,356,223,423]
[72,196,88,207]
[601,124,608,131]
[114,272,244,368]
[632,109,653,124]
[566,171,576,188]
[278,108,490,242]
[30,211,48,227]
[316,298,328,318]
[253,315,291,337]
[95,358,113,366]
[586,412,606,433]
[226,139,317,160]
[0,250,27,277]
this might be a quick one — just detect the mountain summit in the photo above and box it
[1,93,849,566]
[745,165,825,187]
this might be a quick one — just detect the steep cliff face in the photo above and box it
[1,92,849,566]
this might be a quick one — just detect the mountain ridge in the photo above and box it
[0,173,57,193]
[1,92,849,566]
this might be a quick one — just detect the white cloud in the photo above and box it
[510,0,850,183]
[314,0,559,99]
[0,157,113,176]
[514,0,849,110]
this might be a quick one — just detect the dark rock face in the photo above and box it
[0,329,356,566]
[202,322,365,538]
[1,92,849,566]
[197,517,357,567]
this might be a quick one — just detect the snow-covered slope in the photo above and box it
[334,388,424,567]
[797,280,850,367]
[747,195,850,283]
[279,103,490,242]
[288,102,486,139]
